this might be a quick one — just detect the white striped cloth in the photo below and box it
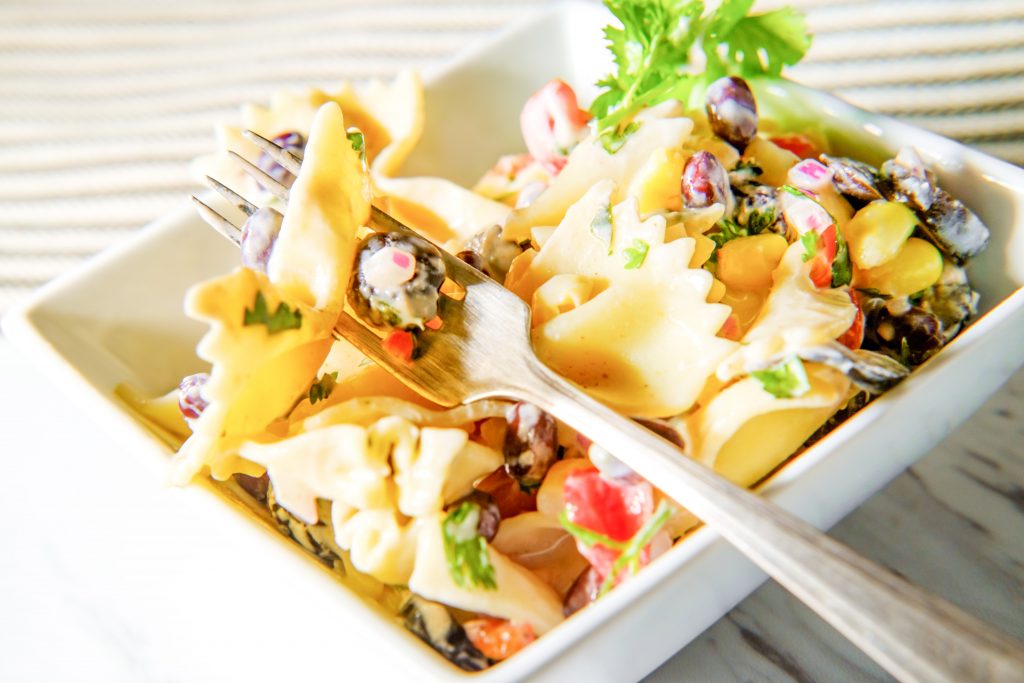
[1,0,1022,314]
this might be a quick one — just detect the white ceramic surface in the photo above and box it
[4,3,1024,682]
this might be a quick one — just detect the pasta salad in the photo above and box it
[124,0,991,671]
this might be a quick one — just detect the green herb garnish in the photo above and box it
[591,202,615,253]
[800,230,819,263]
[751,355,811,398]
[308,371,338,405]
[346,127,366,161]
[781,183,813,200]
[442,502,497,590]
[560,500,675,596]
[599,121,642,154]
[243,291,302,334]
[831,228,852,287]
[708,218,749,262]
[589,0,811,135]
[623,239,650,269]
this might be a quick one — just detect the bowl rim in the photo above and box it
[4,2,1024,681]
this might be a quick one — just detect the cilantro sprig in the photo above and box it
[560,500,675,596]
[751,355,811,398]
[590,0,811,136]
[243,291,302,334]
[623,238,650,269]
[442,502,497,590]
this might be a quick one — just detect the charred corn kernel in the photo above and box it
[628,147,685,214]
[857,237,942,296]
[708,277,726,303]
[716,233,788,292]
[741,136,799,187]
[844,201,918,269]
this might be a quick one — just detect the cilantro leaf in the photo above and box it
[623,238,650,269]
[599,121,642,154]
[243,291,302,334]
[442,502,497,590]
[800,230,820,263]
[707,218,749,262]
[346,127,366,161]
[717,6,813,78]
[590,0,811,134]
[591,202,615,253]
[751,356,811,398]
[559,511,628,551]
[831,228,853,287]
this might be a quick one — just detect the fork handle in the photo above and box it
[511,359,1024,683]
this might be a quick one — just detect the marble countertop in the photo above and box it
[1,334,1021,682]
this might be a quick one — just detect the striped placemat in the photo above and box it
[2,0,1022,314]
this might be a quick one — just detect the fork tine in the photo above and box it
[206,175,257,216]
[229,151,291,202]
[192,195,242,246]
[242,129,302,175]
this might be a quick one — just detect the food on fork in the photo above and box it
[121,0,992,671]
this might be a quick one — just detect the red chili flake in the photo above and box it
[382,330,416,362]
[770,134,818,159]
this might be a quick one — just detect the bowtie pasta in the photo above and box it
[123,47,989,670]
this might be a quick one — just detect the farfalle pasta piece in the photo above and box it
[332,506,423,585]
[684,363,853,487]
[239,409,502,585]
[192,69,423,198]
[267,102,370,311]
[532,239,735,417]
[172,267,338,483]
[503,117,694,243]
[717,241,857,381]
[510,183,736,416]
[372,174,511,249]
[409,513,565,634]
[506,179,666,303]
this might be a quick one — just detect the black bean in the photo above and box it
[502,402,558,488]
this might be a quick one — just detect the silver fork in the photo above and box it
[193,131,1024,683]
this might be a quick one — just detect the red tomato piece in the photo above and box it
[562,467,654,580]
[463,618,536,661]
[520,79,591,173]
[770,134,818,159]
[807,224,837,289]
[475,467,537,519]
[836,290,865,350]
[382,330,416,363]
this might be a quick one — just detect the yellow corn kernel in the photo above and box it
[856,237,943,296]
[716,233,789,292]
[741,136,799,187]
[628,147,686,214]
[844,200,919,269]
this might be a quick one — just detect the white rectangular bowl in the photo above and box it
[5,3,1024,682]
